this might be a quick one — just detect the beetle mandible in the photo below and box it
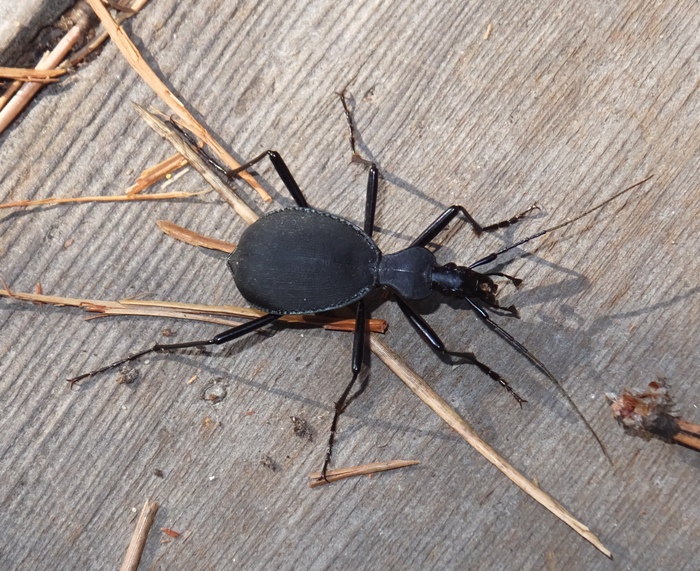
[69,93,651,475]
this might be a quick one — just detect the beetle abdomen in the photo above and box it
[228,208,381,314]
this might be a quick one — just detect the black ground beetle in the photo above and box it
[69,94,651,475]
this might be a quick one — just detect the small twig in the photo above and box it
[0,52,51,113]
[0,67,67,82]
[84,0,270,203]
[120,499,159,571]
[156,220,236,253]
[160,527,181,538]
[370,334,612,558]
[677,419,700,437]
[0,26,83,133]
[308,459,420,487]
[32,282,43,305]
[134,104,259,225]
[673,431,700,451]
[0,2,148,115]
[126,154,189,196]
[0,287,388,334]
[102,0,136,14]
[61,0,150,69]
[0,190,208,210]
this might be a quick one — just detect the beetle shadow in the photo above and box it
[558,283,700,377]
[318,284,700,458]
[141,325,488,450]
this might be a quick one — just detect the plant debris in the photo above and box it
[607,378,700,452]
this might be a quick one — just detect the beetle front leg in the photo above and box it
[411,203,540,249]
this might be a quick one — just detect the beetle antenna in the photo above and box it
[465,297,612,463]
[470,175,653,269]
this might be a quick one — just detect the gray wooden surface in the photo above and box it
[1,1,699,569]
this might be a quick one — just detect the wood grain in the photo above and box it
[1,1,699,569]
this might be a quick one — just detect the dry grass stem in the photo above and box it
[677,419,700,437]
[156,220,236,253]
[0,59,42,111]
[673,432,700,451]
[120,499,159,571]
[0,67,67,82]
[671,419,700,451]
[61,0,150,69]
[0,27,83,133]
[308,460,420,487]
[103,0,136,14]
[370,334,612,558]
[0,190,208,210]
[126,154,189,195]
[0,287,387,334]
[84,0,270,203]
[134,104,259,225]
[0,1,148,117]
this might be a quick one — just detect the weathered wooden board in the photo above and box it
[1,1,699,569]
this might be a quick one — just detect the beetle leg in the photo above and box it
[410,203,540,249]
[66,314,281,386]
[336,91,380,236]
[393,295,526,405]
[318,93,377,479]
[363,164,379,236]
[226,150,309,208]
[166,118,310,208]
[337,90,375,169]
[322,300,367,480]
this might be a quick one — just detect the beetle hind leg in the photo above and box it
[226,150,310,208]
[66,314,281,386]
[165,119,311,208]
[321,300,368,480]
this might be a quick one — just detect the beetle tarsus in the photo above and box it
[337,90,375,168]
[444,349,527,406]
[323,370,360,482]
